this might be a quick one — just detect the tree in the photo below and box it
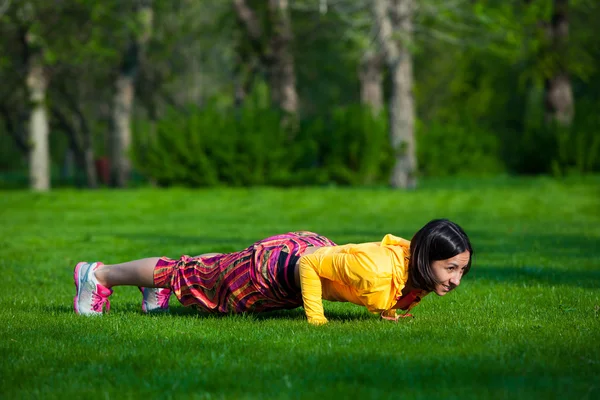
[359,48,384,115]
[51,79,101,189]
[110,0,153,188]
[544,0,574,126]
[233,0,298,116]
[2,2,53,192]
[0,0,129,189]
[372,0,416,189]
[25,30,50,191]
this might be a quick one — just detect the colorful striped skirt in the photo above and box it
[153,231,336,314]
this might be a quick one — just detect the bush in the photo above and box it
[133,99,394,187]
[551,100,600,176]
[133,104,295,187]
[501,96,600,176]
[303,105,394,185]
[417,119,505,177]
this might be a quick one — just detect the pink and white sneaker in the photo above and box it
[139,287,171,313]
[73,262,112,315]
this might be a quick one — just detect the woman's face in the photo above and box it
[431,250,471,296]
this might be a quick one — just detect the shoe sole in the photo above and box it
[73,261,87,315]
[139,287,170,314]
[139,287,148,313]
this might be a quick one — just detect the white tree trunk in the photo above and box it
[111,75,134,187]
[545,73,573,126]
[373,0,417,189]
[110,4,153,187]
[389,49,416,189]
[26,53,50,192]
[359,49,384,115]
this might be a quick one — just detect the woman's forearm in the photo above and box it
[298,256,328,325]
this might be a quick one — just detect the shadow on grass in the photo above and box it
[164,306,373,323]
[43,302,375,324]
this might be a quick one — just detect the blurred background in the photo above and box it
[1,0,598,191]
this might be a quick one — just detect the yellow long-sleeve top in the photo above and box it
[299,234,424,325]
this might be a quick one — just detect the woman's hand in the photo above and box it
[380,311,413,322]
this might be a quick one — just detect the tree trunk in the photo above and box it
[78,109,98,189]
[52,106,82,186]
[110,3,153,187]
[267,0,298,116]
[232,0,263,108]
[544,0,573,126]
[359,49,384,115]
[233,41,257,110]
[233,0,298,116]
[111,74,134,187]
[389,50,416,189]
[83,146,97,188]
[25,46,50,192]
[373,0,417,189]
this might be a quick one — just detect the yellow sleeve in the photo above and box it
[298,256,328,325]
[299,246,391,325]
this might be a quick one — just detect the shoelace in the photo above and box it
[91,292,110,312]
[156,289,171,309]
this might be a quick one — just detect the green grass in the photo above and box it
[1,176,599,399]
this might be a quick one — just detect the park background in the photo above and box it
[1,0,599,188]
[1,0,599,399]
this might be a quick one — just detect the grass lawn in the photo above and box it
[1,176,599,399]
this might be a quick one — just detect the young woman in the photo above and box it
[74,219,473,325]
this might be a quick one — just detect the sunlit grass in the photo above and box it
[1,176,599,399]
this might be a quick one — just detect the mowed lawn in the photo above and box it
[1,176,599,399]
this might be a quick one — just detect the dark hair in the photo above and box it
[408,219,473,292]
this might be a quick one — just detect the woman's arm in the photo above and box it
[299,246,390,325]
[299,256,329,325]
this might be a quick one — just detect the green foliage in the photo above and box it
[414,0,600,177]
[134,83,393,186]
[1,177,600,398]
[292,6,365,115]
[0,128,21,170]
[552,100,600,176]
[133,86,310,187]
[303,105,394,185]
[417,119,505,177]
[3,0,600,187]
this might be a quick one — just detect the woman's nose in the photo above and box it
[450,275,461,287]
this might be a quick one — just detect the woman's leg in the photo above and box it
[94,258,161,288]
[94,253,223,289]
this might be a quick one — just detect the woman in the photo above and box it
[74,219,473,324]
